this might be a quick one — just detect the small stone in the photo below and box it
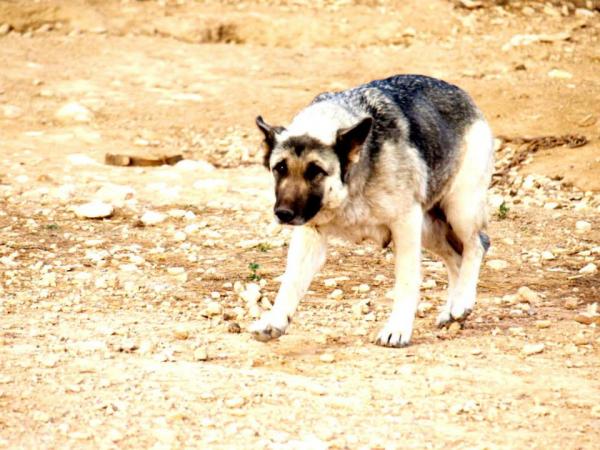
[564,298,579,310]
[173,231,187,242]
[2,104,23,118]
[422,279,437,289]
[486,259,508,270]
[140,211,167,226]
[39,354,60,368]
[55,102,94,123]
[240,283,261,304]
[535,320,551,329]
[523,343,545,356]
[0,23,11,35]
[357,283,370,293]
[225,397,245,408]
[574,334,589,346]
[204,302,222,317]
[74,202,114,219]
[517,286,540,303]
[579,263,598,275]
[227,322,241,334]
[173,324,190,340]
[119,339,138,352]
[548,69,573,79]
[328,289,344,300]
[448,322,462,336]
[193,346,208,361]
[575,220,592,233]
[323,278,337,288]
[374,274,386,284]
[541,251,555,260]
[319,353,335,363]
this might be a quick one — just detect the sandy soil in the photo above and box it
[0,1,599,449]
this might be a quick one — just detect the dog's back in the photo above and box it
[308,74,484,204]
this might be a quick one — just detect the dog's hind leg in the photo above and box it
[438,119,493,326]
[421,209,462,327]
[249,225,327,342]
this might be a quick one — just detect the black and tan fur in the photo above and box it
[250,75,494,347]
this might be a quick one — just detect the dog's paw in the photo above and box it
[374,319,412,348]
[248,312,289,342]
[436,306,472,328]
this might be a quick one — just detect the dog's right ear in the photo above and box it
[256,116,284,168]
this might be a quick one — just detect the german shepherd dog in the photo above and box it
[249,75,493,347]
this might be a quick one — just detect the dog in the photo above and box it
[249,74,493,347]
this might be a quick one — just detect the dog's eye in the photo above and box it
[273,161,287,176]
[305,163,327,181]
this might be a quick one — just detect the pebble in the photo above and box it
[193,346,209,361]
[173,324,190,340]
[172,231,187,242]
[0,23,11,35]
[323,278,337,288]
[204,302,222,317]
[140,211,167,226]
[575,220,592,233]
[74,202,114,219]
[448,322,462,336]
[328,289,344,300]
[564,298,579,310]
[486,259,508,270]
[517,286,540,303]
[579,263,597,275]
[55,102,94,123]
[227,322,241,334]
[535,320,551,329]
[319,353,335,363]
[240,283,261,304]
[225,397,246,408]
[2,104,23,118]
[523,343,545,356]
[547,69,573,79]
[357,283,370,293]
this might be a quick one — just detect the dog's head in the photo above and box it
[256,115,372,225]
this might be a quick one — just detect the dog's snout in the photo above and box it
[275,207,295,224]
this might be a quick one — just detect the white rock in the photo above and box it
[240,283,261,304]
[523,343,545,356]
[174,159,215,172]
[579,263,598,275]
[422,279,437,289]
[94,184,134,206]
[486,259,508,270]
[319,353,335,363]
[517,286,540,303]
[575,221,592,233]
[172,231,187,242]
[548,69,573,79]
[67,154,97,166]
[328,289,344,299]
[74,202,114,219]
[357,283,370,293]
[204,302,222,317]
[55,102,94,123]
[541,251,555,260]
[323,278,337,288]
[140,211,167,226]
[2,104,23,118]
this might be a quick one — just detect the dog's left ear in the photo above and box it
[335,117,373,177]
[256,116,284,168]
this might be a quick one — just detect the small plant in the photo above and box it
[46,223,59,230]
[255,242,271,253]
[497,201,509,220]
[248,262,261,281]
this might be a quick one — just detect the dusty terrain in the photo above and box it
[1,1,599,449]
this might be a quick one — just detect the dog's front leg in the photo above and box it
[375,204,423,347]
[249,225,327,342]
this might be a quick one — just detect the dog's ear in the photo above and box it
[256,116,284,168]
[335,117,373,178]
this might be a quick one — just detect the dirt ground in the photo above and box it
[1,1,599,449]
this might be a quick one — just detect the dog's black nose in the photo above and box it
[275,207,295,224]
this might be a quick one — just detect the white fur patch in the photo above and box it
[282,102,358,144]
